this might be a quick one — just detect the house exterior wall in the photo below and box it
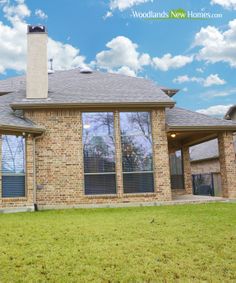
[24,108,172,209]
[25,109,84,207]
[191,159,222,197]
[191,159,220,175]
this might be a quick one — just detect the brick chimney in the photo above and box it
[26,25,48,99]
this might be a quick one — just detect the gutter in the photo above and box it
[32,133,44,211]
[166,125,236,132]
[0,124,45,134]
[10,101,176,110]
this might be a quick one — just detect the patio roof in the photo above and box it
[166,107,236,131]
[190,139,219,162]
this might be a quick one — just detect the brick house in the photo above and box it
[0,26,236,212]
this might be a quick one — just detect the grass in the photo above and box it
[0,203,236,282]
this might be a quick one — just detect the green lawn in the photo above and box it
[0,203,236,282]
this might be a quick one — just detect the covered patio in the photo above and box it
[166,107,236,199]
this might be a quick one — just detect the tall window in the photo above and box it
[120,112,154,193]
[82,112,116,195]
[169,150,184,190]
[1,135,26,197]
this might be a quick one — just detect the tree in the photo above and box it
[2,135,25,174]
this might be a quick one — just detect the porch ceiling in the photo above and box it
[167,130,218,150]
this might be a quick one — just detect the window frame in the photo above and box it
[1,134,26,198]
[169,149,185,190]
[119,111,155,194]
[82,111,117,196]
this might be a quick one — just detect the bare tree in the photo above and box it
[2,136,25,173]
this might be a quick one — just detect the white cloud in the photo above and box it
[94,36,193,76]
[0,3,28,73]
[0,1,194,78]
[48,38,85,70]
[211,0,236,10]
[95,36,149,76]
[104,0,153,18]
[109,0,153,11]
[112,66,136,77]
[139,53,151,66]
[203,74,226,87]
[173,75,201,84]
[152,54,193,71]
[0,0,85,74]
[196,67,204,73]
[3,0,30,19]
[173,74,226,87]
[196,104,233,116]
[194,19,236,67]
[200,88,236,99]
[35,9,48,20]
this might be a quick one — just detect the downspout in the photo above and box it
[33,133,44,211]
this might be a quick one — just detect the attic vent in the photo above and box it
[28,25,46,33]
[80,66,93,74]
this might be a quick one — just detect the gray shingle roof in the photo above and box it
[0,69,174,107]
[190,139,219,161]
[166,107,236,129]
[0,75,25,93]
[190,138,236,162]
[0,69,236,132]
[0,92,44,132]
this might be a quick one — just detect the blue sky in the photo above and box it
[0,0,235,116]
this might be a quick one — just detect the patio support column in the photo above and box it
[151,109,172,201]
[114,110,123,197]
[218,131,236,198]
[26,134,34,204]
[182,146,193,194]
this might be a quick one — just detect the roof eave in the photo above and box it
[0,124,45,135]
[10,101,176,110]
[166,125,236,132]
